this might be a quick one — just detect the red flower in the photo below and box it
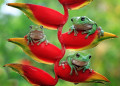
[7,3,68,30]
[4,64,58,86]
[8,38,62,64]
[58,0,93,10]
[61,30,117,51]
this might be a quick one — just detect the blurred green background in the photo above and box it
[0,0,120,86]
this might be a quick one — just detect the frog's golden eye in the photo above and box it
[81,17,85,21]
[71,18,73,22]
[76,53,80,57]
[89,55,91,59]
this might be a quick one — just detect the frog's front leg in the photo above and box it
[68,25,74,35]
[37,36,46,45]
[74,29,78,36]
[67,57,78,75]
[27,35,34,45]
[83,62,90,72]
[70,65,78,75]
[85,24,97,39]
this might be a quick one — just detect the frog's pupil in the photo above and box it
[81,17,85,21]
[76,53,80,57]
[89,55,91,59]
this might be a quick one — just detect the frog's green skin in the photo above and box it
[27,25,48,45]
[68,16,104,39]
[67,52,91,75]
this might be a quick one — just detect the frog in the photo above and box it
[27,25,48,45]
[68,16,104,39]
[66,52,92,75]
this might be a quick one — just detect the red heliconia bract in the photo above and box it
[61,30,117,51]
[8,37,63,64]
[54,61,110,83]
[4,64,58,86]
[7,3,68,30]
[58,0,93,10]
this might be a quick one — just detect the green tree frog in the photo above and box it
[68,16,104,39]
[67,52,92,75]
[27,25,48,45]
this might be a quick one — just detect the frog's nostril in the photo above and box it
[81,17,85,21]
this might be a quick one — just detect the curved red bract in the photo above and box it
[58,0,92,10]
[27,4,67,29]
[22,65,56,85]
[55,63,110,83]
[28,41,62,63]
[61,30,98,50]
[55,64,91,82]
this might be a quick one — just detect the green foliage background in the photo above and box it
[0,0,120,86]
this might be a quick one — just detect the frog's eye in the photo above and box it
[30,25,33,29]
[81,17,85,21]
[71,18,73,22]
[40,25,43,29]
[89,55,91,59]
[76,53,80,58]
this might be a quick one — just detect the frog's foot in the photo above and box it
[90,69,92,72]
[45,40,49,45]
[37,41,42,45]
[70,66,78,75]
[74,30,78,36]
[62,64,65,69]
[27,37,34,45]
[85,34,90,39]
[100,30,104,36]
[68,30,73,35]
[83,66,89,72]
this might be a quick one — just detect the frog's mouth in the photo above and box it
[72,59,88,67]
[74,24,92,30]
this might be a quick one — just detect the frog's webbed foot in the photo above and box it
[45,40,49,45]
[70,65,78,75]
[74,30,78,36]
[37,41,42,45]
[68,29,74,35]
[85,34,90,39]
[97,27,104,38]
[27,36,34,45]
[90,69,92,72]
[83,65,90,72]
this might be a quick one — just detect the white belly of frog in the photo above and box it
[74,24,92,31]
[72,59,88,66]
[30,30,44,40]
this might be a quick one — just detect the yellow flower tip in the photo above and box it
[103,32,118,39]
[86,71,110,83]
[3,63,24,74]
[6,3,27,8]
